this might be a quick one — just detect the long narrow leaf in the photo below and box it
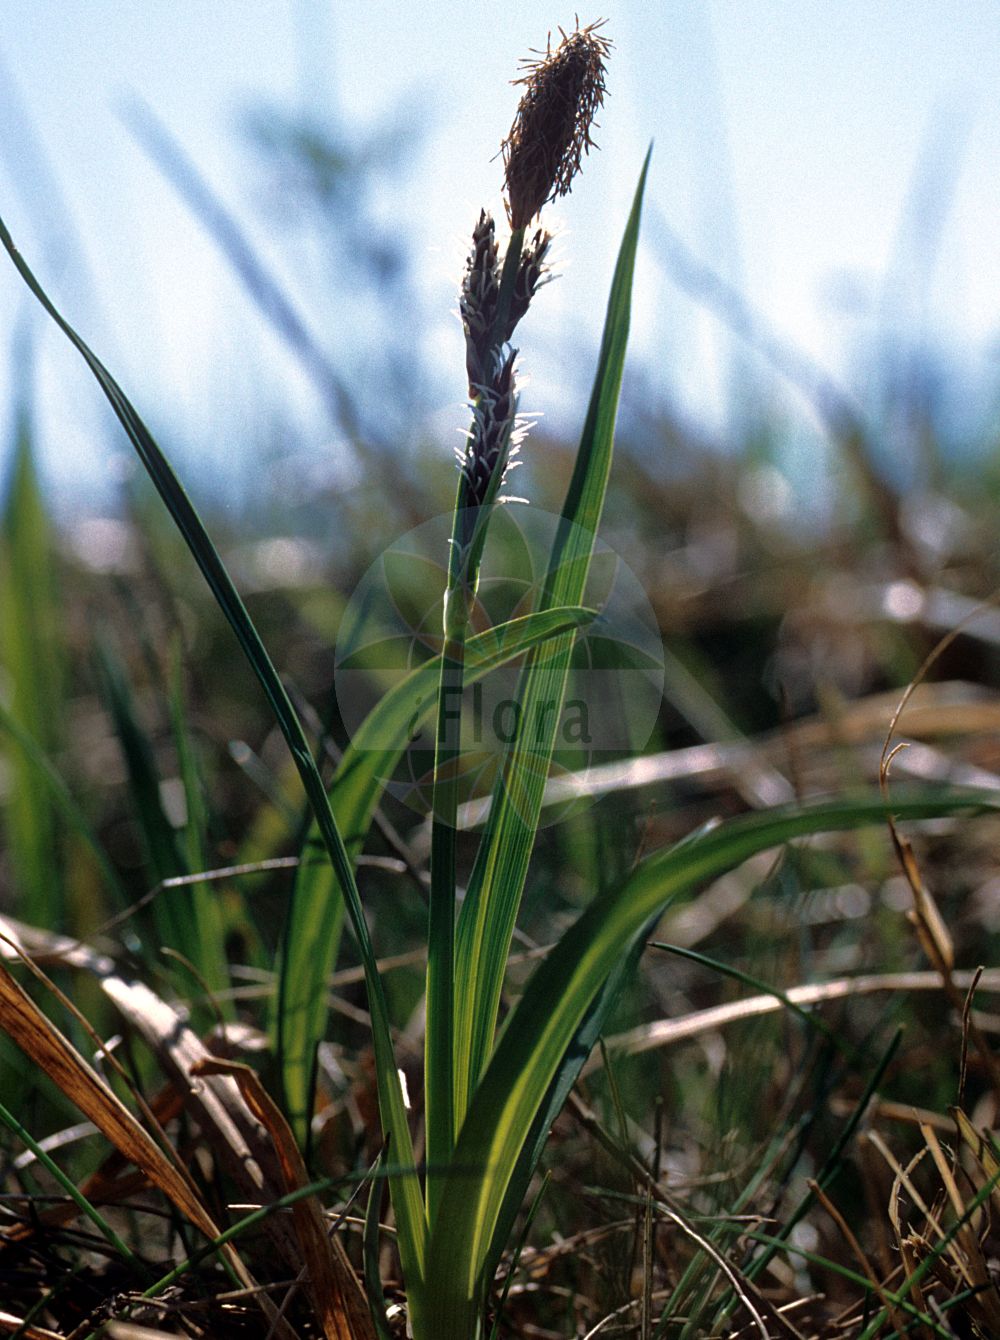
[425,790,997,1333]
[364,1144,394,1340]
[482,915,652,1292]
[276,604,594,1142]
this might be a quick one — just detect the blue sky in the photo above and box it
[0,2,998,510]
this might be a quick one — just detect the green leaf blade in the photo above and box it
[427,790,997,1331]
[274,605,595,1145]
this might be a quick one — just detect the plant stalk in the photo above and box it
[425,225,526,1227]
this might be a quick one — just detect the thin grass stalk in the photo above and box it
[737,1230,951,1338]
[703,1029,904,1338]
[425,632,463,1203]
[426,225,528,1217]
[855,1164,1000,1340]
[0,1098,145,1272]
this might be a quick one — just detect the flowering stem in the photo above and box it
[425,629,463,1226]
[427,221,529,1223]
[426,12,611,1259]
[486,225,525,364]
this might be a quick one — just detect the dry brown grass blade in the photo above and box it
[0,915,278,1172]
[4,1091,184,1242]
[870,1136,940,1234]
[0,1310,64,1339]
[952,1106,1000,1218]
[196,1056,374,1340]
[870,1121,1000,1336]
[883,819,1000,1100]
[76,1084,185,1208]
[0,915,280,1192]
[878,633,1000,1104]
[103,1326,182,1339]
[0,914,347,1313]
[920,1121,1000,1334]
[895,837,955,970]
[849,1098,953,1131]
[873,1138,935,1337]
[807,1178,909,1335]
[0,959,219,1240]
[599,968,1000,1064]
[0,962,266,1291]
[921,1124,986,1293]
[73,959,359,1321]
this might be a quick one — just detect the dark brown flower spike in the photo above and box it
[509,228,554,331]
[502,18,611,231]
[459,210,501,394]
[456,348,520,514]
[452,19,607,566]
[459,216,553,396]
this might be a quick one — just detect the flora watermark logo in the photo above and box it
[334,506,663,827]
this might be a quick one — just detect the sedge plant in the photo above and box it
[0,17,994,1340]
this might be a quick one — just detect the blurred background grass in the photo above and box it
[0,2,998,513]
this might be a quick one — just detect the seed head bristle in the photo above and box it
[502,18,611,231]
[509,229,554,330]
[459,210,501,394]
[460,349,519,513]
[459,213,554,399]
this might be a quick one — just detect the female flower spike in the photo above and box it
[448,17,609,631]
[502,18,612,231]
